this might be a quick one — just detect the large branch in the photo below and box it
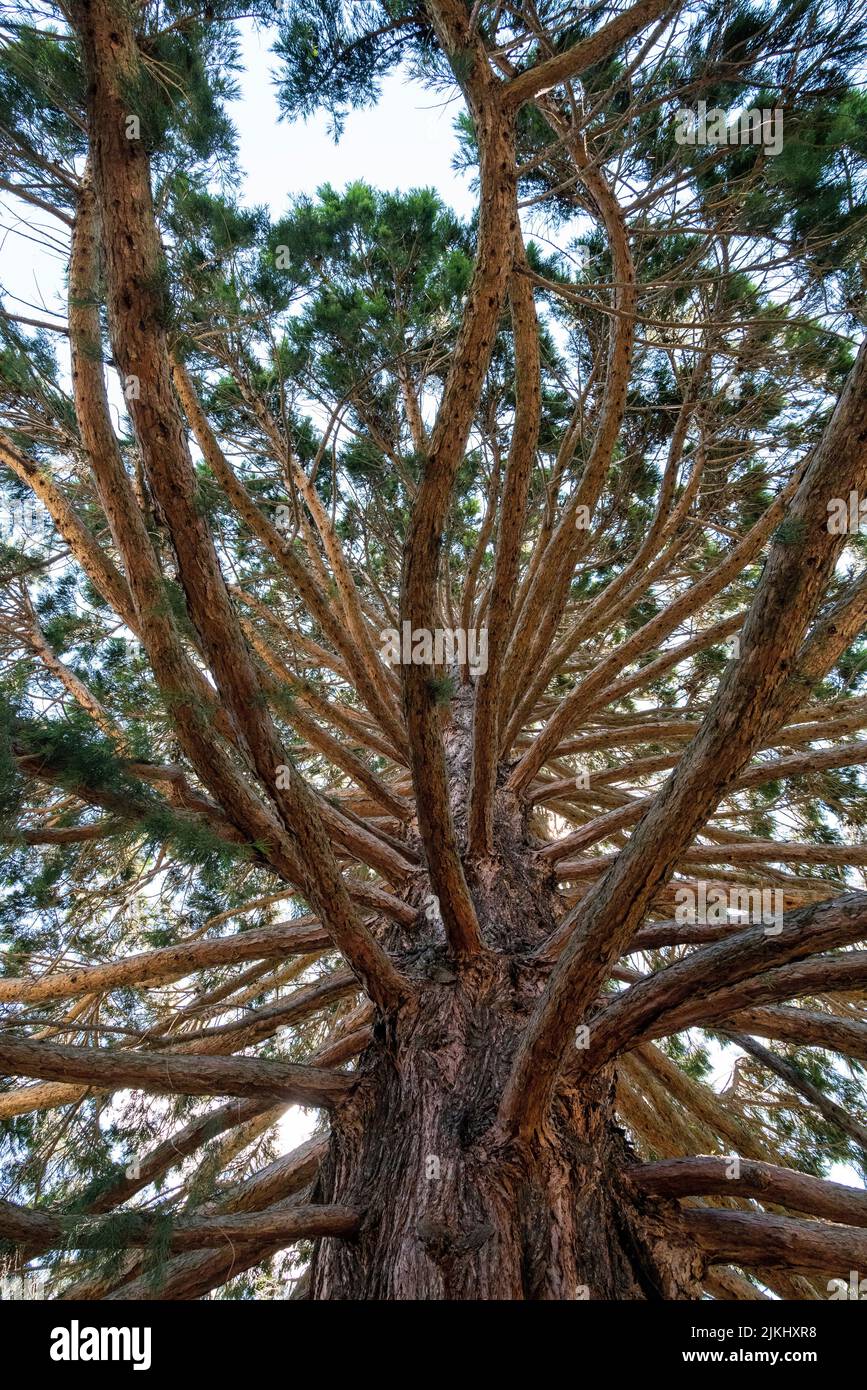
[0,1196,358,1254]
[682,1208,867,1276]
[631,1156,867,1227]
[647,952,867,1043]
[557,839,867,879]
[503,0,675,109]
[173,970,358,1055]
[724,1005,867,1062]
[0,1019,371,1124]
[571,893,867,1076]
[62,1150,335,1300]
[10,1099,286,1265]
[467,254,540,855]
[0,919,328,1006]
[64,166,342,912]
[98,1196,317,1302]
[0,1035,353,1107]
[399,0,517,953]
[0,430,134,626]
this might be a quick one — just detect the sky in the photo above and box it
[230,21,477,220]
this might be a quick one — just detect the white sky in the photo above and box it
[230,22,476,220]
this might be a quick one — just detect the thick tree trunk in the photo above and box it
[310,974,702,1299]
[310,694,703,1300]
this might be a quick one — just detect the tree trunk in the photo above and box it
[310,970,703,1299]
[310,695,704,1300]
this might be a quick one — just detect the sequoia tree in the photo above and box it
[1,0,867,1301]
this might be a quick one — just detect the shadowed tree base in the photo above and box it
[311,747,703,1300]
[310,973,703,1299]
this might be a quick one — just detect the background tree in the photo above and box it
[0,0,867,1300]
